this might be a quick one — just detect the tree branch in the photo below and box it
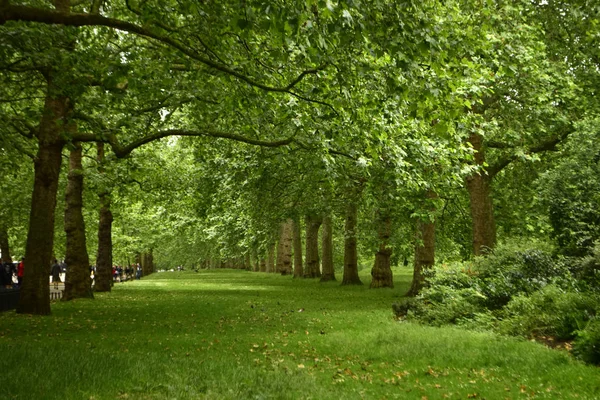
[487,129,572,177]
[0,4,328,95]
[73,128,295,157]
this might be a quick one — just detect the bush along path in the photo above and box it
[398,244,600,368]
[1,267,599,399]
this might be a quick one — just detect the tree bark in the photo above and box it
[244,252,251,271]
[259,257,266,272]
[17,90,70,315]
[342,202,362,285]
[370,214,394,289]
[304,215,322,278]
[276,219,293,275]
[406,192,436,296]
[94,142,113,292]
[266,243,275,273]
[0,225,11,263]
[292,218,303,278]
[63,143,93,300]
[320,215,336,282]
[465,132,496,255]
[141,250,154,276]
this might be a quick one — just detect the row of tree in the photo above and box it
[1,0,598,314]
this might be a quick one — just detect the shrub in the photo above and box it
[497,285,599,340]
[406,263,488,326]
[573,318,600,365]
[476,247,573,309]
[565,243,600,292]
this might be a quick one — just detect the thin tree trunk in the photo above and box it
[320,215,336,282]
[342,202,362,285]
[266,243,275,273]
[94,142,113,292]
[17,90,70,315]
[259,257,266,272]
[370,214,394,289]
[0,226,11,263]
[251,247,259,272]
[466,132,496,255]
[304,215,322,278]
[292,218,303,278]
[406,192,437,296]
[63,143,93,301]
[245,252,251,271]
[277,219,293,275]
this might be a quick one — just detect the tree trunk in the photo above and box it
[320,215,336,282]
[244,252,251,271]
[292,218,303,278]
[342,202,362,285]
[406,192,436,296]
[370,214,394,288]
[266,243,275,273]
[0,225,11,263]
[259,257,266,272]
[141,250,154,276]
[276,219,293,275]
[63,143,93,301]
[17,91,70,315]
[304,215,322,278]
[94,142,113,292]
[465,133,496,255]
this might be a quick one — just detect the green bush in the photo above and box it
[407,263,488,326]
[573,318,600,365]
[497,285,599,340]
[476,247,573,309]
[565,243,600,291]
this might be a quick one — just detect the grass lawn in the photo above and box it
[1,267,599,399]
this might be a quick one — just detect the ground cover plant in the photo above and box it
[1,268,599,400]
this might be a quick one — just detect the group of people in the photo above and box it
[111,263,143,282]
[1,258,24,289]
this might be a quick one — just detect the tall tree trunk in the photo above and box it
[63,143,93,301]
[17,90,70,315]
[466,133,496,255]
[370,214,394,288]
[320,215,336,282]
[304,215,322,278]
[0,225,12,263]
[251,247,259,272]
[244,252,251,271]
[406,192,437,296]
[342,202,362,285]
[17,0,76,314]
[141,250,154,276]
[292,218,303,278]
[94,142,113,292]
[266,243,275,273]
[276,219,293,275]
[259,257,266,272]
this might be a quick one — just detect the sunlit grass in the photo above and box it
[1,267,599,399]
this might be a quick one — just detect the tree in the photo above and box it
[320,214,335,282]
[62,143,93,300]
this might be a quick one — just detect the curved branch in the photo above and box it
[73,128,295,157]
[0,4,328,95]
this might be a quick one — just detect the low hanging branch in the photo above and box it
[0,2,328,95]
[73,128,295,158]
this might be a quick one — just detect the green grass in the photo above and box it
[1,267,599,399]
